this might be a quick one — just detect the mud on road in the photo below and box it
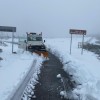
[31,52,77,100]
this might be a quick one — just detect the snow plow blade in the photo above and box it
[34,51,48,58]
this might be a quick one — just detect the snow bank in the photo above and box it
[22,56,44,100]
[0,40,44,100]
[45,37,100,100]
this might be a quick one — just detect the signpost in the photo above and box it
[0,26,16,53]
[0,26,16,32]
[69,29,86,54]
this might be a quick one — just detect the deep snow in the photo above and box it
[0,40,44,100]
[0,37,100,100]
[45,37,100,100]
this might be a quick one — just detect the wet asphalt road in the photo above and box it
[31,52,76,100]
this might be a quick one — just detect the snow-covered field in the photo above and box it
[45,37,100,100]
[0,37,100,100]
[0,39,44,100]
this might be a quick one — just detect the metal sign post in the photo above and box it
[70,33,72,54]
[26,32,28,51]
[81,34,85,54]
[12,32,14,53]
[69,29,86,55]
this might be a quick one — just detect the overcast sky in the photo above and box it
[0,0,100,37]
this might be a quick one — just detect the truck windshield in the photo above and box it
[36,37,42,41]
[27,36,42,41]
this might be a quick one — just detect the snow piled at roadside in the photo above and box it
[0,41,44,100]
[45,37,100,100]
[21,56,44,100]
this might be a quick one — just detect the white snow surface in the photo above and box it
[45,37,100,100]
[57,74,61,78]
[0,40,44,100]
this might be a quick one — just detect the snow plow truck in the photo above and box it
[18,32,48,58]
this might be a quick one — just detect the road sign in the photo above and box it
[70,29,86,35]
[0,26,16,32]
[0,26,16,53]
[69,29,87,55]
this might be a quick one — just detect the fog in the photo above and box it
[0,0,100,37]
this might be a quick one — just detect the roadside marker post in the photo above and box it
[69,29,86,55]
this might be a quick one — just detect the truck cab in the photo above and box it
[27,33,48,57]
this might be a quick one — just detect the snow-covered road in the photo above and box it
[45,37,100,100]
[33,52,77,100]
[0,37,100,100]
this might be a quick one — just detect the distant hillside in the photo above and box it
[89,34,100,40]
[95,34,100,40]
